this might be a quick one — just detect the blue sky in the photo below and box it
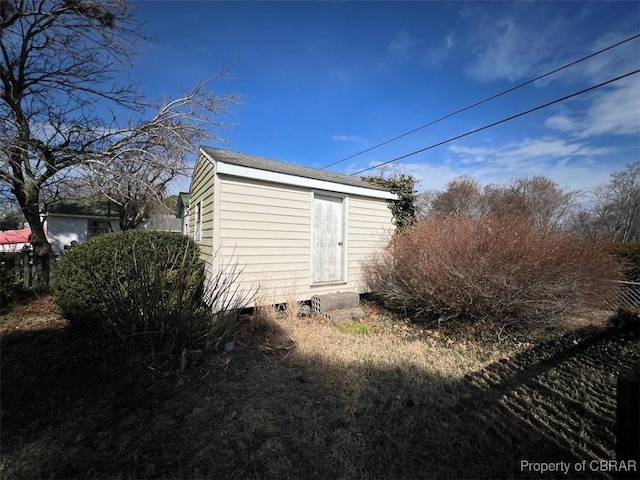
[130,1,640,196]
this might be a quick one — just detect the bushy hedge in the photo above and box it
[604,242,640,282]
[52,230,241,357]
[364,218,624,332]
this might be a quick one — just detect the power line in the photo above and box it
[351,69,640,176]
[321,33,640,170]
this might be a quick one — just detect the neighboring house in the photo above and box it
[176,192,190,236]
[138,214,182,233]
[46,199,120,254]
[188,146,398,306]
[46,199,182,254]
[0,228,32,253]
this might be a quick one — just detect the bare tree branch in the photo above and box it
[0,0,237,286]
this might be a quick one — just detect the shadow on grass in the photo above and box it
[1,316,638,479]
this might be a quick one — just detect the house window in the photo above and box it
[194,202,202,243]
[87,219,112,239]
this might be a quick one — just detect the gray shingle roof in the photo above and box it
[201,146,388,191]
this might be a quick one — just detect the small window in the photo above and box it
[194,202,202,243]
[87,219,112,239]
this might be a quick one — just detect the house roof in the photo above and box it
[47,199,116,218]
[176,192,189,217]
[201,146,390,192]
[0,228,31,245]
[179,192,189,208]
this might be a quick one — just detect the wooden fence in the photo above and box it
[0,250,60,288]
[605,280,640,311]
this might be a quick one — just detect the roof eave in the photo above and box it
[200,147,398,200]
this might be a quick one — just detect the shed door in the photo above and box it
[311,194,344,284]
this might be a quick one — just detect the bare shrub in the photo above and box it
[364,217,624,331]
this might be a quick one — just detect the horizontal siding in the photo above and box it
[189,153,215,263]
[217,177,312,304]
[218,174,310,198]
[221,191,309,210]
[220,246,309,257]
[221,201,309,218]
[199,173,394,306]
[239,262,309,275]
[222,228,308,240]
[347,196,394,291]
[219,210,309,225]
[219,238,308,248]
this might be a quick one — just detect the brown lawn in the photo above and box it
[1,295,637,479]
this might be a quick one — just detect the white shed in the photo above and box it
[188,146,398,306]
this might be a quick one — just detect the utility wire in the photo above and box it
[321,33,640,170]
[351,69,640,176]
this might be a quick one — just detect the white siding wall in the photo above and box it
[347,196,395,290]
[217,175,311,305]
[215,175,395,306]
[0,243,29,253]
[188,152,215,265]
[46,216,119,254]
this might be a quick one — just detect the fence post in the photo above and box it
[21,249,31,289]
[616,362,639,479]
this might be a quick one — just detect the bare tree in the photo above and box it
[0,0,236,287]
[0,181,24,229]
[591,162,640,242]
[425,175,578,233]
[507,176,578,231]
[430,176,483,219]
[481,183,528,220]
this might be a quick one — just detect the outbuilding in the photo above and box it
[188,146,398,307]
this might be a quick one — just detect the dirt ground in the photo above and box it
[1,295,638,479]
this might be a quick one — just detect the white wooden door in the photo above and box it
[311,194,344,284]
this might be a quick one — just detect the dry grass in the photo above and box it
[283,292,302,322]
[1,295,637,479]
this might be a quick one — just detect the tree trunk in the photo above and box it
[17,187,52,289]
[28,218,51,290]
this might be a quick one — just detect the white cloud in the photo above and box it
[580,77,640,137]
[397,154,617,194]
[576,33,640,84]
[465,14,562,82]
[446,32,455,50]
[544,114,577,132]
[424,31,456,66]
[399,161,464,192]
[498,138,613,163]
[543,77,640,138]
[387,30,412,63]
[448,137,614,167]
[447,145,493,163]
[332,134,364,143]
[423,136,620,192]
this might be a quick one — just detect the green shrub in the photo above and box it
[52,230,250,358]
[364,217,624,334]
[52,230,203,327]
[0,273,28,312]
